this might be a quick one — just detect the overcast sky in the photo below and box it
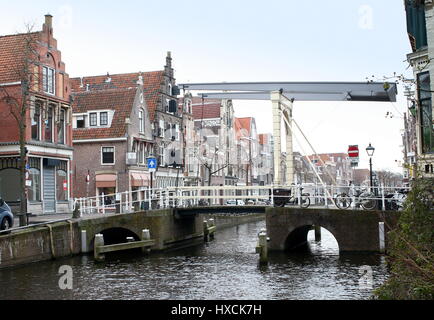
[1,0,413,172]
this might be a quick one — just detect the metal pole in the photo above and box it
[369,157,373,193]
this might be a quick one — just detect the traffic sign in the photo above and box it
[348,145,359,158]
[147,157,157,172]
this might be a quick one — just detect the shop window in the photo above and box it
[0,168,20,202]
[56,169,67,201]
[28,168,41,202]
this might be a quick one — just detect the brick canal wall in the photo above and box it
[0,220,81,269]
[0,210,266,269]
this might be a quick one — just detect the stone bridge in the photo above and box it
[266,207,400,253]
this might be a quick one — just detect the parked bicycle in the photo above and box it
[273,187,311,208]
[334,187,377,210]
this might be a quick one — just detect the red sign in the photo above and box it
[63,180,68,191]
[348,145,359,158]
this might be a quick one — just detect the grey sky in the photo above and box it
[0,0,412,172]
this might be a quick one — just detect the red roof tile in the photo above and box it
[72,87,137,140]
[0,32,40,83]
[70,71,164,121]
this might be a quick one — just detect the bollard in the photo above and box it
[208,218,215,239]
[203,219,209,242]
[314,225,321,241]
[81,230,88,253]
[256,228,268,264]
[378,222,385,253]
[142,229,151,254]
[94,233,105,262]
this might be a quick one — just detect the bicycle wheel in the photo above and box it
[334,193,351,209]
[360,192,377,210]
[300,195,310,208]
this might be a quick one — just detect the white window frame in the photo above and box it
[101,146,115,165]
[100,111,108,126]
[89,112,98,126]
[43,66,55,95]
[139,109,144,133]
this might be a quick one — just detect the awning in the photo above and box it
[95,174,117,188]
[131,172,150,187]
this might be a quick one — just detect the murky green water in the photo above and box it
[0,220,388,300]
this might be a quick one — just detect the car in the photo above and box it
[0,198,14,231]
[226,199,237,205]
[236,200,245,206]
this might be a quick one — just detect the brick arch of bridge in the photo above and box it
[266,208,400,253]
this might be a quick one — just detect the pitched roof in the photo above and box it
[70,71,164,121]
[72,87,137,140]
[0,32,40,84]
[235,117,253,137]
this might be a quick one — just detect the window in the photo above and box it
[168,83,172,96]
[56,169,67,201]
[28,168,41,202]
[90,112,97,126]
[31,103,41,140]
[159,120,165,137]
[159,145,165,166]
[42,66,55,94]
[417,72,433,153]
[0,168,20,202]
[76,116,85,128]
[58,109,65,144]
[100,112,108,126]
[102,147,115,164]
[44,106,53,142]
[139,109,144,133]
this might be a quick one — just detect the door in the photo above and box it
[43,165,56,213]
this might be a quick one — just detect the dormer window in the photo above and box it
[76,115,85,128]
[42,66,55,95]
[89,112,97,126]
[100,112,108,126]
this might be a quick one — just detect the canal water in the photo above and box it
[0,220,388,300]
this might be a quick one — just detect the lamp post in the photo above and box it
[366,143,375,194]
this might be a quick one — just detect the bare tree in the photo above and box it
[0,24,40,226]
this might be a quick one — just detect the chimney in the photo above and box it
[43,14,53,43]
[45,14,53,28]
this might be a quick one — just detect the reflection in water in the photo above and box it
[0,221,388,300]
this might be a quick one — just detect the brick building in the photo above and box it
[71,84,154,207]
[70,52,183,188]
[0,15,73,214]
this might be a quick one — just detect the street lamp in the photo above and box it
[366,143,375,193]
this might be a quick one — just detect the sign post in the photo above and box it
[147,157,157,190]
[348,145,359,167]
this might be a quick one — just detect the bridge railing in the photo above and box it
[72,184,410,216]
